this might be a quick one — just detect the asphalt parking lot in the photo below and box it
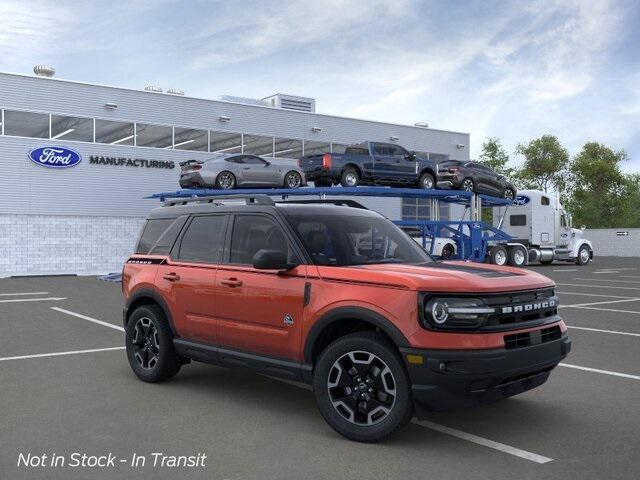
[1,257,639,480]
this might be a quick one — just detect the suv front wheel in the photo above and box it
[313,332,413,442]
[125,305,181,382]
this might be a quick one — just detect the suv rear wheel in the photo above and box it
[125,305,181,382]
[313,332,412,442]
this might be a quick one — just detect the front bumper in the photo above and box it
[436,174,463,190]
[400,335,571,417]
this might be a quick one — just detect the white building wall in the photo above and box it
[584,228,640,257]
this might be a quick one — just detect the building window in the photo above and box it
[402,198,431,221]
[173,127,208,151]
[51,114,93,142]
[210,131,242,154]
[3,110,49,138]
[303,140,330,156]
[331,143,348,154]
[243,134,274,156]
[95,119,134,145]
[136,123,173,149]
[274,138,303,158]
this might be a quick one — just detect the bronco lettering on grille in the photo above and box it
[501,298,557,314]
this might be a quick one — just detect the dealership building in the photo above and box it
[0,68,470,277]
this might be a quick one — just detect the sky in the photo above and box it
[1,0,639,171]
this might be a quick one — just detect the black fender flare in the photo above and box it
[124,288,177,335]
[303,306,410,364]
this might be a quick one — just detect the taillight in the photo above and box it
[192,164,202,171]
[322,153,332,170]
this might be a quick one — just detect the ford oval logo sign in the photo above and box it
[28,146,82,169]
[513,195,530,206]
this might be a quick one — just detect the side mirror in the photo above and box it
[264,161,271,166]
[405,151,416,161]
[252,249,297,271]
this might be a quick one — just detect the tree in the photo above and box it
[478,137,514,177]
[515,135,569,193]
[566,142,634,228]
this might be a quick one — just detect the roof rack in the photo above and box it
[277,199,368,209]
[163,194,275,207]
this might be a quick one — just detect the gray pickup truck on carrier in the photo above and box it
[299,141,438,189]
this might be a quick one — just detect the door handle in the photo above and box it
[163,272,180,282]
[221,277,243,287]
[243,167,251,170]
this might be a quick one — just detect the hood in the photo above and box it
[316,261,555,293]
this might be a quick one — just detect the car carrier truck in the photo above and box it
[490,189,593,266]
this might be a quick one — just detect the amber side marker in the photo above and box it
[406,354,424,365]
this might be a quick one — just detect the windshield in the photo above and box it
[285,213,434,266]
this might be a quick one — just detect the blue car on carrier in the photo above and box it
[298,141,438,189]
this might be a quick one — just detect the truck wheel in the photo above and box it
[507,246,527,267]
[418,172,435,189]
[441,243,455,259]
[125,305,181,383]
[340,168,359,187]
[575,245,591,265]
[490,246,508,266]
[313,332,412,442]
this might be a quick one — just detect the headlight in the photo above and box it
[423,297,494,329]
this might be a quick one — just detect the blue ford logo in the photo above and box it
[28,146,82,169]
[513,195,530,206]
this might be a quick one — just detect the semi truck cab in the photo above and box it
[493,189,593,265]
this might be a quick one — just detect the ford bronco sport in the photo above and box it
[122,194,570,442]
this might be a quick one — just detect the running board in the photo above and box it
[173,338,313,384]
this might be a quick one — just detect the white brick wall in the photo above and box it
[0,215,145,277]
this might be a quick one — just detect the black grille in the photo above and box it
[482,288,558,329]
[504,325,562,350]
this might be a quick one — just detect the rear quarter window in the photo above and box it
[136,218,185,254]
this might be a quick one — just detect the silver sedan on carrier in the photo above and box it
[179,154,307,189]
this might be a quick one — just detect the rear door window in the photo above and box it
[177,215,228,263]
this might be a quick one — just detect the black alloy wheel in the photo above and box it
[462,178,475,192]
[503,188,515,200]
[216,171,236,189]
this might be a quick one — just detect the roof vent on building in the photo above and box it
[414,122,429,128]
[218,95,270,107]
[33,65,55,77]
[144,85,163,93]
[262,94,316,113]
[167,88,185,96]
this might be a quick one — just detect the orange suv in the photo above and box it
[122,194,570,442]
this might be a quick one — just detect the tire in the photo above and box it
[215,171,236,189]
[490,246,508,266]
[462,178,475,192]
[441,243,455,259]
[125,305,181,383]
[340,168,359,187]
[284,170,303,189]
[507,246,527,267]
[503,187,516,200]
[575,244,591,265]
[418,172,435,190]
[313,332,413,442]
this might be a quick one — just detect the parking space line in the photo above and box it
[559,298,640,308]
[619,275,640,279]
[51,307,125,332]
[413,420,553,464]
[572,278,640,284]
[0,291,49,296]
[265,376,553,463]
[0,296,67,303]
[566,305,640,315]
[557,291,638,299]
[557,283,640,291]
[0,346,125,362]
[552,269,578,272]
[560,363,640,381]
[568,326,640,337]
